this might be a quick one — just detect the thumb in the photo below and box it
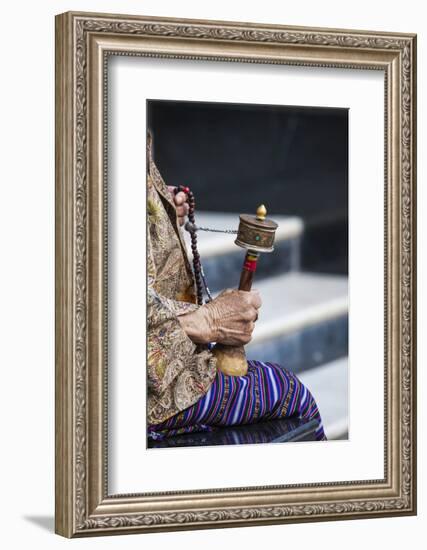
[248,288,262,308]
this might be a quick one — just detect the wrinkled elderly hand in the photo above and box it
[167,186,189,226]
[178,288,262,346]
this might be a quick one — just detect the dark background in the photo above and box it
[147,100,348,274]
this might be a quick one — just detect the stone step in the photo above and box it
[298,357,349,440]
[247,315,348,375]
[247,272,348,344]
[237,272,348,373]
[184,211,304,292]
[301,212,348,275]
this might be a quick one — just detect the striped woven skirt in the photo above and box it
[148,360,327,441]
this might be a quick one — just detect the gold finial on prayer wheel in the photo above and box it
[256,204,267,221]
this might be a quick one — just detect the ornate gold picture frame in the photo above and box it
[55,11,417,537]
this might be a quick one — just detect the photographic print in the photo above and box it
[146,100,348,449]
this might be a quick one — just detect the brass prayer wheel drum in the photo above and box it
[212,205,279,377]
[235,205,278,253]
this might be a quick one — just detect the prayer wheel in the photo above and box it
[212,205,278,376]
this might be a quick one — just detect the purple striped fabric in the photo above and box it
[148,360,327,442]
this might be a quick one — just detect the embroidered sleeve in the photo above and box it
[153,292,200,317]
[147,227,215,406]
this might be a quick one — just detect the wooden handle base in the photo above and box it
[211,343,248,377]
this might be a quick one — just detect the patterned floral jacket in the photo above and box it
[147,139,217,425]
